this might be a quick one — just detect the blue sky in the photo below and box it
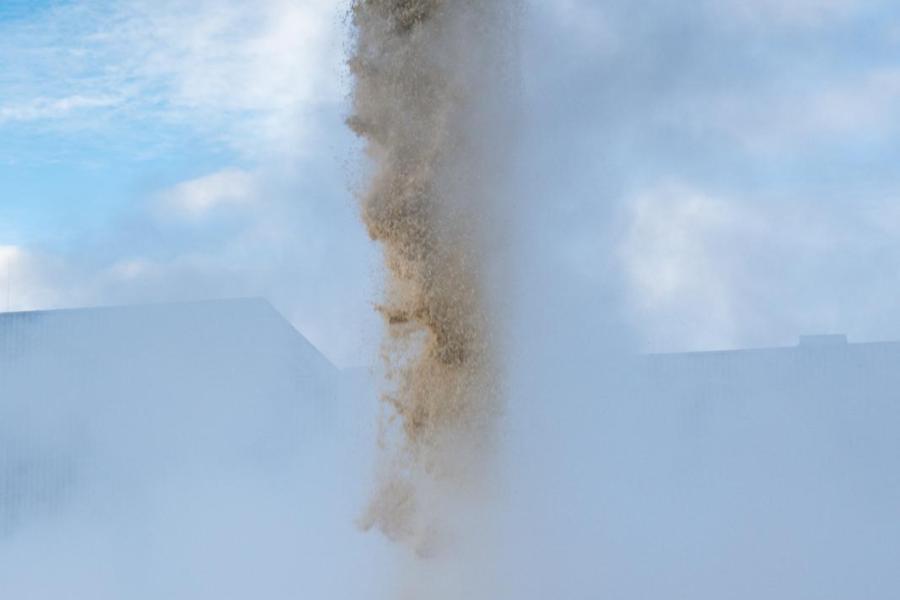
[3,0,900,364]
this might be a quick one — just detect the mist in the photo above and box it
[3,1,900,599]
[0,300,392,598]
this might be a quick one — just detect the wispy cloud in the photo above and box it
[620,183,752,351]
[661,67,900,156]
[709,0,865,28]
[618,180,900,352]
[0,95,121,124]
[155,169,258,221]
[0,245,69,313]
[0,0,346,159]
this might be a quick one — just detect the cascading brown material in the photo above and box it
[348,0,512,554]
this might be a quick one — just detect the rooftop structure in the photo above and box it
[0,298,338,538]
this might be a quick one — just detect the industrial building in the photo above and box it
[0,298,338,539]
[1,301,898,598]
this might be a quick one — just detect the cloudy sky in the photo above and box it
[3,0,900,364]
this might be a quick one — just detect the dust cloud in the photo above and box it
[347,0,516,558]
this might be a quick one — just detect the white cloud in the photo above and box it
[710,0,862,28]
[0,245,65,313]
[109,0,345,156]
[804,68,900,134]
[155,169,259,221]
[659,67,900,155]
[619,183,754,351]
[0,0,346,158]
[0,157,379,365]
[0,95,121,124]
[617,182,900,352]
[106,258,163,282]
[541,0,618,55]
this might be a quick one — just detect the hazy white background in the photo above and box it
[3,2,900,600]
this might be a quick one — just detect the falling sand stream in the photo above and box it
[348,0,516,570]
